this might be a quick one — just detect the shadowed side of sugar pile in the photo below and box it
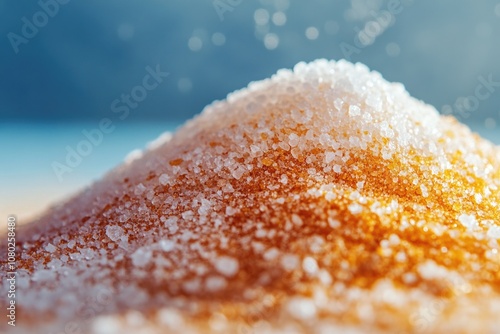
[3,60,500,333]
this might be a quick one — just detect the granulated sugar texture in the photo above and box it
[2,59,500,333]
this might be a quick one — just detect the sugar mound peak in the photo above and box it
[3,59,500,333]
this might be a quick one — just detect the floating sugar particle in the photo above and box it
[211,32,226,46]
[305,26,319,40]
[188,36,202,51]
[263,33,279,50]
[272,12,287,26]
[254,8,270,25]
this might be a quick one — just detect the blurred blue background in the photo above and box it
[1,0,500,221]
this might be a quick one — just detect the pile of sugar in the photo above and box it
[2,59,500,333]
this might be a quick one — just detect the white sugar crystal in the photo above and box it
[32,269,55,282]
[417,260,449,280]
[91,316,122,334]
[325,151,336,164]
[106,225,125,242]
[474,193,483,204]
[124,149,143,164]
[131,247,152,267]
[348,105,361,117]
[333,164,341,173]
[69,252,82,261]
[214,256,239,277]
[395,251,407,262]
[388,234,400,246]
[263,247,280,261]
[286,297,317,320]
[420,184,428,197]
[281,254,299,271]
[250,145,261,153]
[291,214,303,226]
[225,206,237,216]
[163,216,179,233]
[402,272,417,284]
[159,174,170,185]
[182,279,201,293]
[348,203,363,215]
[302,256,319,275]
[181,210,194,220]
[288,133,300,147]
[134,183,147,195]
[487,225,500,239]
[47,259,63,269]
[157,308,184,328]
[80,248,95,260]
[159,240,176,252]
[328,217,340,228]
[45,243,57,253]
[458,214,478,232]
[198,199,212,215]
[205,276,227,292]
[146,131,172,150]
[231,165,246,180]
